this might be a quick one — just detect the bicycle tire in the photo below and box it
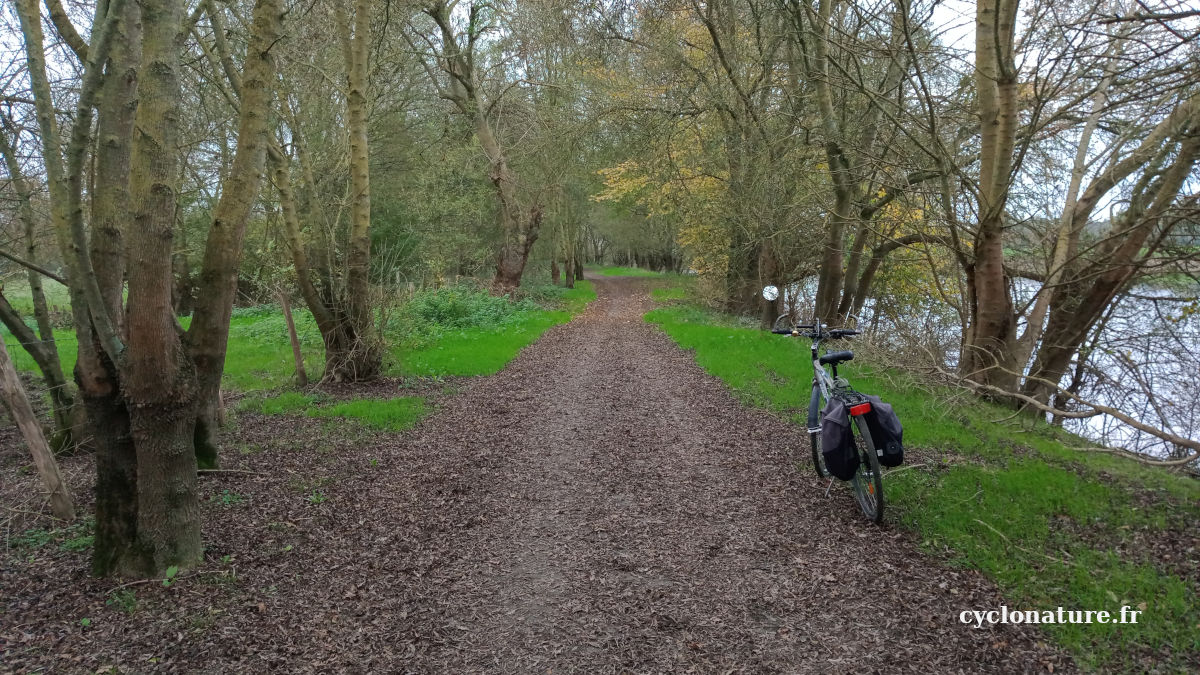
[772,313,797,333]
[849,415,884,524]
[807,385,830,478]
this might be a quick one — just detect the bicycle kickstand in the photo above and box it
[824,478,834,498]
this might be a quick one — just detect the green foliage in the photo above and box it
[10,527,54,550]
[238,391,314,415]
[211,490,246,507]
[307,490,327,505]
[59,535,94,552]
[162,565,180,587]
[646,301,1200,671]
[391,281,595,377]
[650,286,688,301]
[394,283,542,339]
[7,518,95,553]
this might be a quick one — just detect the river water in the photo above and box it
[780,277,1200,461]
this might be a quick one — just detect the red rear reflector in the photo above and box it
[849,403,872,416]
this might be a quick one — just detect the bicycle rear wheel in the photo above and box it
[849,415,884,524]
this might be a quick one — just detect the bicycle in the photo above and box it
[763,286,884,524]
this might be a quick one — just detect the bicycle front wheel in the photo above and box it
[808,385,830,479]
[850,415,884,524]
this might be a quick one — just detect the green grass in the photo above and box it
[645,300,1200,671]
[238,393,427,432]
[4,280,596,389]
[311,397,426,431]
[650,286,689,301]
[596,265,665,277]
[1,304,323,392]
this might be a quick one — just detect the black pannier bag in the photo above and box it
[863,394,904,467]
[820,398,860,480]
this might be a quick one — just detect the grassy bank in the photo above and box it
[645,300,1199,671]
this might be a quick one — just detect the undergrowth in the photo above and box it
[388,281,595,377]
[645,298,1200,671]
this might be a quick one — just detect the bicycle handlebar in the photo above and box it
[770,326,859,339]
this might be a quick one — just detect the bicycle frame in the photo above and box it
[805,319,840,432]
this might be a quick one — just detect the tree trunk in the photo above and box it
[332,0,381,378]
[489,164,541,294]
[187,0,283,469]
[551,259,561,285]
[961,0,1021,390]
[0,294,75,441]
[0,338,75,521]
[279,292,308,387]
[0,124,75,441]
[122,0,202,576]
[270,143,377,382]
[758,240,779,329]
[86,364,137,576]
[1022,133,1200,404]
[90,0,141,327]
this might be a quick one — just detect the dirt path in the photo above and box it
[389,277,1068,672]
[1,277,1070,673]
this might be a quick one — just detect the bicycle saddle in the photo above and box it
[819,350,854,366]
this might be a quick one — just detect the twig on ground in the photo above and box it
[974,518,1080,568]
[882,463,927,478]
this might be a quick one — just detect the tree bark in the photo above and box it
[90,0,141,327]
[1022,132,1200,403]
[16,0,144,575]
